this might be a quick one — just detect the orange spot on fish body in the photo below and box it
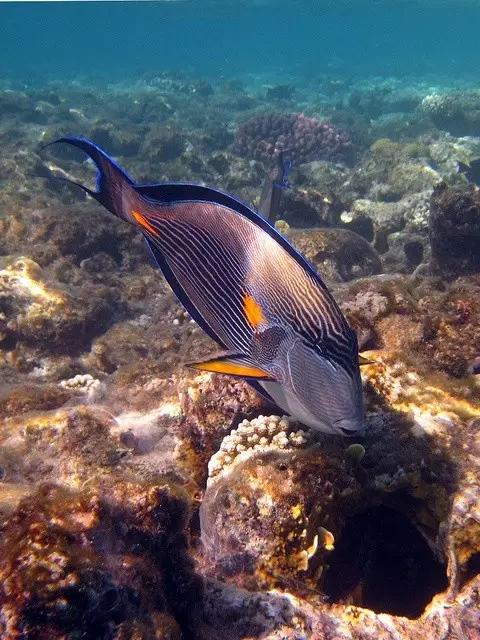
[244,293,265,329]
[131,210,158,236]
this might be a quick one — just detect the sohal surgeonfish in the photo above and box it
[46,137,364,436]
[257,150,292,222]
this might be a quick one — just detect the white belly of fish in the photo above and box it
[259,380,336,435]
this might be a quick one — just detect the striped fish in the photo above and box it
[47,137,364,436]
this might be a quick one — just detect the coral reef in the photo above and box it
[422,90,480,136]
[1,70,480,639]
[232,112,352,165]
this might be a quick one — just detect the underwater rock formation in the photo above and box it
[0,481,201,640]
[286,227,382,282]
[341,192,432,272]
[422,90,480,136]
[200,414,357,587]
[232,112,352,166]
[429,182,480,275]
[0,257,111,354]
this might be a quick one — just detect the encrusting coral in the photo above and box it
[206,414,309,486]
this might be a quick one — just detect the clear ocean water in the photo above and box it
[1,0,480,82]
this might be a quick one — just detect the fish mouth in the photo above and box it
[334,419,364,436]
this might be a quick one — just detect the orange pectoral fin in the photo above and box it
[189,353,272,379]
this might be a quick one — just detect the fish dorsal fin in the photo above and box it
[136,182,251,216]
[358,354,375,366]
[188,351,273,380]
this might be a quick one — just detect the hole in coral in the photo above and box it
[404,240,424,267]
[322,506,448,618]
[462,552,480,587]
[348,216,374,243]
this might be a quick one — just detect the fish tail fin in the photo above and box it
[42,136,136,220]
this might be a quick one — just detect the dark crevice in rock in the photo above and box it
[322,505,448,619]
[374,233,389,254]
[347,215,375,242]
[461,552,480,588]
[404,240,424,267]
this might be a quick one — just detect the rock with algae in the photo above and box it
[286,227,382,282]
[429,182,480,275]
[0,257,111,353]
[200,414,362,588]
[0,480,201,640]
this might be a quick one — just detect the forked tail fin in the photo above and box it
[43,136,136,220]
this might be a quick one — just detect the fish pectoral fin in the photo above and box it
[188,351,273,379]
[358,354,375,366]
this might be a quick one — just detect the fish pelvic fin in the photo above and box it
[188,351,273,380]
[42,136,135,219]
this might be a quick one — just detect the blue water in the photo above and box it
[1,1,480,82]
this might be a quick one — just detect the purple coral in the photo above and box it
[233,112,352,165]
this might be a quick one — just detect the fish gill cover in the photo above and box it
[0,1,480,639]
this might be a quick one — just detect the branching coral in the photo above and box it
[233,112,352,165]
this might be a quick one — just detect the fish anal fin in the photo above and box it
[188,351,272,380]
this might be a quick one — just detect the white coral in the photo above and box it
[207,414,309,486]
[59,374,105,401]
[421,93,444,113]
